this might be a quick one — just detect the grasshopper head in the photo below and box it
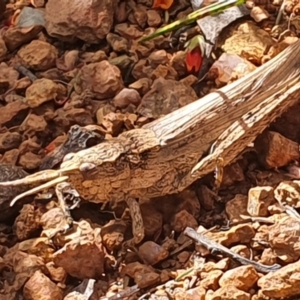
[0,149,93,207]
[1,140,125,206]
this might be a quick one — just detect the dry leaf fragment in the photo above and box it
[152,0,174,10]
[186,46,203,72]
[185,35,205,73]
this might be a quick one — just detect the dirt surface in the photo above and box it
[2,0,300,299]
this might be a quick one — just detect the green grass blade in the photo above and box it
[138,0,245,43]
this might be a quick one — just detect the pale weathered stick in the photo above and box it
[184,227,281,273]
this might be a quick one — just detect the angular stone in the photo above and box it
[208,285,250,300]
[247,186,275,216]
[76,61,124,99]
[138,78,198,119]
[226,194,248,222]
[25,79,65,108]
[258,260,300,299]
[18,40,57,71]
[45,0,119,43]
[23,270,63,300]
[219,265,259,292]
[139,241,169,265]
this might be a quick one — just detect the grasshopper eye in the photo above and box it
[80,162,96,172]
[63,153,75,162]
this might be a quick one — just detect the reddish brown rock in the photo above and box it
[171,210,198,233]
[219,265,259,292]
[151,65,178,81]
[257,260,300,299]
[53,223,105,279]
[122,261,160,288]
[56,50,79,71]
[100,220,126,251]
[230,245,251,259]
[1,250,46,298]
[99,112,124,136]
[132,59,154,79]
[76,61,124,99]
[200,270,223,290]
[260,248,278,267]
[106,33,129,53]
[148,50,169,68]
[90,50,108,63]
[0,132,22,152]
[138,241,169,265]
[129,78,152,95]
[115,1,127,23]
[25,79,66,108]
[226,194,248,222]
[137,78,198,119]
[208,285,251,300]
[197,184,217,211]
[147,10,162,27]
[255,131,299,168]
[171,51,187,77]
[13,204,41,240]
[0,63,20,89]
[1,149,20,165]
[176,189,201,219]
[45,0,118,43]
[114,23,144,39]
[113,88,141,108]
[222,162,245,186]
[18,152,42,170]
[131,4,148,28]
[134,40,155,58]
[202,259,230,273]
[3,26,43,52]
[17,40,58,71]
[23,270,63,300]
[19,114,48,138]
[174,286,206,300]
[46,262,67,283]
[56,107,94,129]
[177,251,190,263]
[19,139,41,155]
[267,216,300,262]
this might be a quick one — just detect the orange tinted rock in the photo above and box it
[18,40,58,71]
[23,270,63,300]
